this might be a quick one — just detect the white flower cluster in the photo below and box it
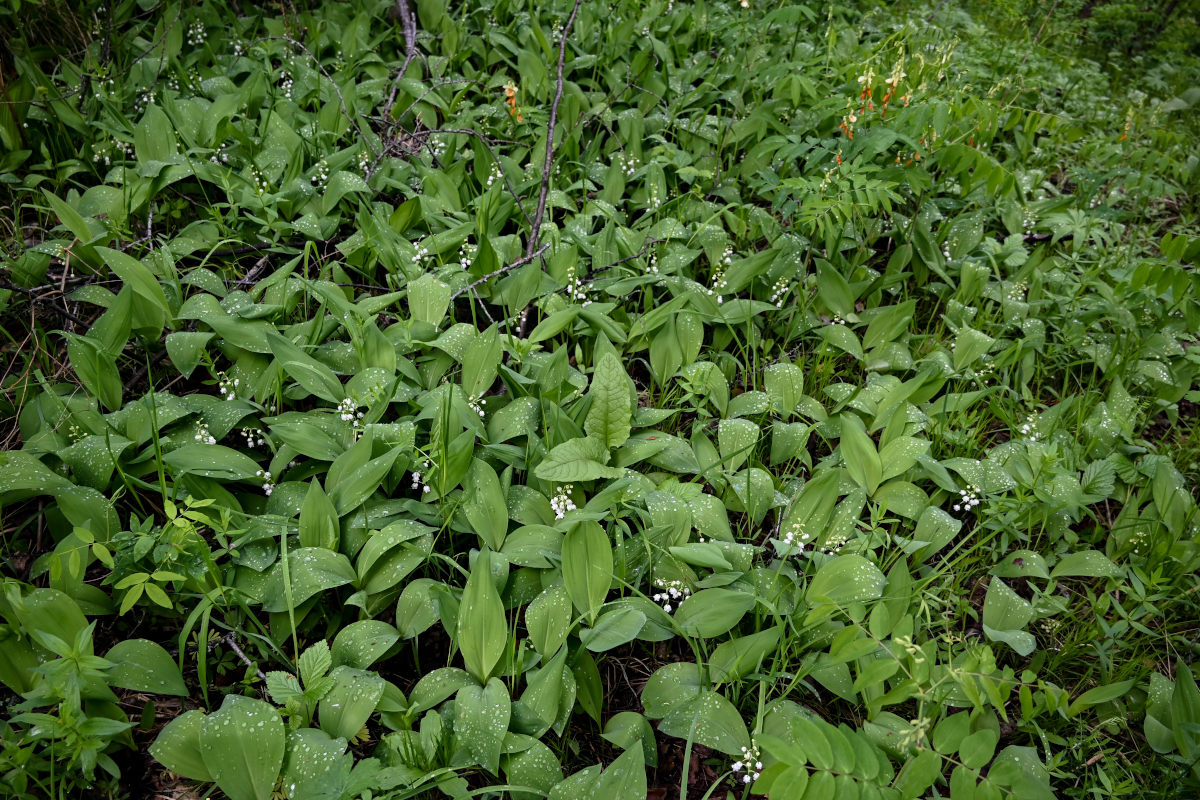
[485,164,502,189]
[731,742,762,784]
[459,241,477,269]
[135,89,156,114]
[617,153,636,177]
[279,70,294,100]
[251,166,269,195]
[829,314,846,325]
[768,277,788,307]
[240,428,266,448]
[565,265,591,306]
[1007,281,1027,301]
[645,252,659,275]
[256,468,275,496]
[411,469,431,494]
[651,580,691,613]
[819,532,847,555]
[648,183,662,209]
[953,484,981,513]
[195,423,216,445]
[413,240,432,266]
[232,40,245,57]
[219,374,239,401]
[429,136,447,160]
[337,397,364,426]
[467,395,485,418]
[311,159,329,188]
[358,151,371,176]
[186,21,206,46]
[1023,215,1036,236]
[777,521,811,556]
[550,484,577,519]
[210,142,231,165]
[1017,414,1039,442]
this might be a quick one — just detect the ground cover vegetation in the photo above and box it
[1,0,1199,797]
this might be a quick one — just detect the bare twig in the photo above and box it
[381,0,420,123]
[223,633,267,682]
[526,0,584,260]
[451,242,551,300]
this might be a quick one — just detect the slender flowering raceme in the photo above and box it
[194,423,216,445]
[651,580,691,613]
[731,742,763,785]
[550,484,577,519]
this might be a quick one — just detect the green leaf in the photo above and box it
[463,458,508,550]
[163,444,264,480]
[105,639,187,696]
[461,324,501,400]
[98,247,172,320]
[526,583,573,657]
[806,555,886,607]
[1172,662,1200,763]
[718,418,759,472]
[454,677,510,773]
[1050,550,1122,579]
[331,620,400,669]
[561,522,613,625]
[327,449,399,516]
[580,607,646,652]
[150,710,212,782]
[318,666,385,740]
[457,549,508,683]
[201,696,285,800]
[65,333,122,411]
[261,548,357,612]
[535,437,625,482]
[584,354,632,449]
[838,415,881,495]
[764,363,804,416]
[642,662,703,719]
[280,728,350,800]
[165,332,214,378]
[982,578,1036,656]
[959,729,999,769]
[675,588,755,638]
[291,480,336,551]
[593,740,647,800]
[658,689,751,755]
[268,332,345,403]
[708,626,782,685]
[408,274,452,325]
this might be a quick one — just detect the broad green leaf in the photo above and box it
[642,662,703,719]
[674,588,755,638]
[201,696,285,800]
[526,583,573,657]
[658,689,751,755]
[98,246,172,319]
[463,458,508,550]
[461,324,501,400]
[454,678,510,773]
[318,666,385,740]
[105,639,187,696]
[838,415,881,495]
[764,363,804,416]
[457,549,507,683]
[163,444,263,480]
[408,274,452,325]
[1050,550,1122,579]
[534,437,625,482]
[268,332,345,403]
[718,418,759,472]
[584,354,632,449]
[806,555,886,607]
[331,620,399,669]
[261,548,357,612]
[327,449,399,515]
[561,522,613,624]
[150,710,212,782]
[579,607,646,652]
[280,728,350,800]
[299,479,339,550]
[592,740,647,800]
[165,332,214,378]
[708,626,782,685]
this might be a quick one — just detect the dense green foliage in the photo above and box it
[2,0,1199,798]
